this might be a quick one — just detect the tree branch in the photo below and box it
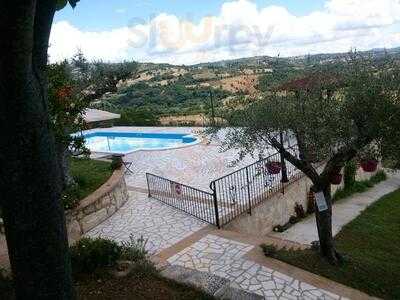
[320,137,373,182]
[269,135,321,183]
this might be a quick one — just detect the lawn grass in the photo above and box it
[70,158,113,200]
[270,188,400,299]
[63,158,113,209]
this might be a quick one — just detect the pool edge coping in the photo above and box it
[77,128,203,155]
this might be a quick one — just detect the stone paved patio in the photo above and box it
[85,191,207,254]
[124,143,255,191]
[167,234,346,300]
[90,126,268,191]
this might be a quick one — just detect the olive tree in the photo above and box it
[84,60,138,101]
[213,56,400,264]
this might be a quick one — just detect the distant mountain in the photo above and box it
[189,46,400,69]
[94,46,400,124]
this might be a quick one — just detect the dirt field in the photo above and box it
[210,74,260,95]
[159,114,208,126]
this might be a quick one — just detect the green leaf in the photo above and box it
[68,0,80,8]
[56,0,68,11]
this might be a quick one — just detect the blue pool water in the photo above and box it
[82,131,198,154]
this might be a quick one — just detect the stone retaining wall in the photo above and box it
[66,168,129,244]
[0,168,129,245]
[224,165,380,236]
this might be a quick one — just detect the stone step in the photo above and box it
[160,265,264,300]
[264,240,308,252]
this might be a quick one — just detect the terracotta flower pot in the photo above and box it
[266,161,282,175]
[331,166,342,175]
[329,173,343,185]
[360,160,378,173]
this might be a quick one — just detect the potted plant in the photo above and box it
[265,161,282,175]
[329,173,343,185]
[358,146,379,173]
[360,159,378,173]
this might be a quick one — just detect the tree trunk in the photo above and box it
[0,1,74,299]
[57,142,75,189]
[313,184,342,264]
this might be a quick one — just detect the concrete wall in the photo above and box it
[224,165,380,236]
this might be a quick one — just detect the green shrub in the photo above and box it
[110,156,123,170]
[353,181,370,192]
[334,182,368,201]
[128,259,158,277]
[117,108,160,126]
[62,184,80,210]
[70,237,122,273]
[369,170,387,185]
[120,234,149,263]
[261,244,277,257]
[333,170,387,201]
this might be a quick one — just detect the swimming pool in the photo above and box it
[82,131,199,154]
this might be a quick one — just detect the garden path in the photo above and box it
[167,234,348,300]
[270,171,400,245]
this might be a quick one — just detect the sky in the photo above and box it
[49,0,400,65]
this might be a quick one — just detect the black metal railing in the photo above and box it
[146,173,219,226]
[210,145,302,226]
[146,144,303,228]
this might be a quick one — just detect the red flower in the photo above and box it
[56,86,73,100]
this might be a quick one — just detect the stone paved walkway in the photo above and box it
[167,234,346,300]
[85,191,208,254]
[271,171,400,245]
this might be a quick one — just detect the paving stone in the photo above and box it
[300,291,319,300]
[273,271,294,283]
[85,192,207,254]
[167,234,343,300]
[256,274,271,282]
[216,285,264,300]
[261,280,276,290]
[280,292,298,300]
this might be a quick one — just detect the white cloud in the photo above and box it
[49,21,134,62]
[49,0,400,65]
